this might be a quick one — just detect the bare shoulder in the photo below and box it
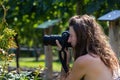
[74,54,99,67]
[72,54,113,80]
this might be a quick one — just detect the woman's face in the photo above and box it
[68,27,77,47]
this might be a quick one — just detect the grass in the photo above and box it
[8,54,62,72]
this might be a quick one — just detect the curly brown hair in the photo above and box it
[69,14,119,74]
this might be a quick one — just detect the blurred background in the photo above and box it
[0,0,120,80]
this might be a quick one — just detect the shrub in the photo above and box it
[0,2,44,80]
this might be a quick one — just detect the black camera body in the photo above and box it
[43,31,71,47]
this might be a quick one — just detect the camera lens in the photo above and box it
[43,31,71,47]
[43,35,62,46]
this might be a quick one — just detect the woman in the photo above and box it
[56,15,120,80]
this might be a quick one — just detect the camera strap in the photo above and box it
[59,48,69,73]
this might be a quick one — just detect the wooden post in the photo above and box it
[98,10,120,59]
[44,28,53,80]
[109,21,120,58]
[37,19,61,79]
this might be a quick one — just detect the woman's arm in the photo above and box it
[60,57,87,80]
[56,40,86,80]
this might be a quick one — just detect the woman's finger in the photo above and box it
[56,40,62,50]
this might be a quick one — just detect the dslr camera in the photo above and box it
[43,31,71,48]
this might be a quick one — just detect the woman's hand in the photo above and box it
[56,40,71,79]
[56,40,70,65]
[56,40,62,51]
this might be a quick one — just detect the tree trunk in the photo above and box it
[14,34,20,73]
[34,46,41,62]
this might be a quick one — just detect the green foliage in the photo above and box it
[0,2,17,51]
[0,2,44,80]
[1,66,44,80]
[0,49,15,79]
[0,49,44,80]
[0,28,17,51]
[0,0,77,47]
[0,0,120,49]
[0,2,17,79]
[85,0,120,18]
